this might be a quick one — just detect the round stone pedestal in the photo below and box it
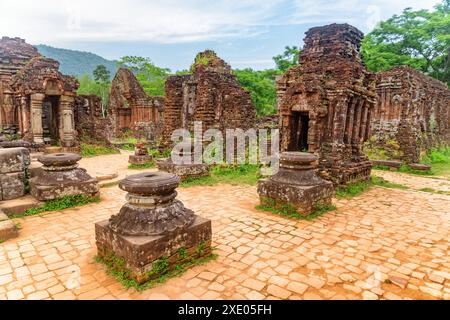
[258,152,334,216]
[95,172,212,284]
[30,153,99,201]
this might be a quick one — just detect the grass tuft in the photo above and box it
[11,195,100,219]
[370,176,409,190]
[81,143,120,158]
[128,162,156,170]
[256,198,337,221]
[336,180,372,199]
[180,164,262,188]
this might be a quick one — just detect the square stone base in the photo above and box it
[157,160,210,180]
[30,178,99,201]
[258,179,334,216]
[129,155,153,165]
[95,216,212,284]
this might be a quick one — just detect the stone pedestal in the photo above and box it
[129,142,153,165]
[30,153,99,201]
[157,142,209,180]
[95,172,212,284]
[258,152,334,216]
[0,147,30,201]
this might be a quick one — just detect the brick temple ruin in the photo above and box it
[163,50,256,146]
[109,68,165,142]
[277,24,376,185]
[371,66,450,163]
[1,37,80,149]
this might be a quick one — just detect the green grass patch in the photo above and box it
[96,248,217,292]
[336,180,372,199]
[128,162,156,170]
[256,198,337,221]
[370,176,409,190]
[11,195,101,219]
[81,143,120,158]
[419,188,450,196]
[421,146,450,178]
[180,164,262,188]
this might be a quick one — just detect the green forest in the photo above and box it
[74,0,449,117]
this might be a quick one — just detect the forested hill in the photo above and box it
[36,45,117,79]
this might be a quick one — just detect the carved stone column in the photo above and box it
[30,93,45,144]
[59,95,76,147]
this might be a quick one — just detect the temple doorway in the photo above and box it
[289,111,310,152]
[42,95,60,145]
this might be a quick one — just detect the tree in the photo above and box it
[93,64,110,84]
[235,69,278,116]
[117,56,171,96]
[273,46,301,72]
[362,0,450,86]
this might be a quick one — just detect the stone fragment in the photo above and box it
[129,141,153,165]
[258,152,334,216]
[0,219,19,242]
[95,172,212,284]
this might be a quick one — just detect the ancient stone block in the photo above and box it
[258,152,334,216]
[95,172,212,284]
[372,66,450,163]
[29,153,99,201]
[0,147,30,174]
[129,142,153,165]
[409,164,432,172]
[0,172,26,201]
[277,24,376,185]
[157,141,209,180]
[371,160,402,170]
[162,50,256,147]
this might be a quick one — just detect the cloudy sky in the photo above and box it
[0,0,441,71]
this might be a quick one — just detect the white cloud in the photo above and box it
[0,0,285,44]
[0,0,442,45]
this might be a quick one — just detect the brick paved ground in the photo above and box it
[1,173,449,300]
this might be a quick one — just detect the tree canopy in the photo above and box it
[93,64,111,84]
[117,56,171,96]
[273,46,301,72]
[362,0,450,86]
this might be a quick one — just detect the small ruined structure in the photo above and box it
[74,95,114,144]
[157,140,209,180]
[371,66,450,163]
[0,37,80,148]
[96,172,212,284]
[277,24,376,185]
[258,152,334,216]
[109,68,164,142]
[163,50,256,146]
[0,147,30,200]
[30,153,99,201]
[129,141,153,165]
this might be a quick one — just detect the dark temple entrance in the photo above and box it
[42,96,60,145]
[289,111,310,152]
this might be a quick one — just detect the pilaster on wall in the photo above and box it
[59,95,76,147]
[30,93,45,144]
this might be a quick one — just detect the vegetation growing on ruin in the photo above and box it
[335,180,372,199]
[11,195,101,219]
[81,143,120,158]
[96,247,217,291]
[256,198,337,221]
[421,145,450,178]
[180,164,262,188]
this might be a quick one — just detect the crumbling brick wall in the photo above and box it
[109,68,164,143]
[277,24,376,185]
[163,50,256,147]
[371,66,450,163]
[75,95,114,144]
[0,37,40,136]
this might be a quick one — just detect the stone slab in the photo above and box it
[0,219,19,242]
[372,160,402,170]
[0,147,30,174]
[0,172,26,201]
[0,195,43,216]
[96,215,212,283]
[409,164,432,172]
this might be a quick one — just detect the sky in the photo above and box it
[0,0,442,71]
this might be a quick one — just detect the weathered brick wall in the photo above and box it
[163,51,256,147]
[109,68,164,143]
[74,95,114,144]
[277,24,376,185]
[371,66,450,163]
